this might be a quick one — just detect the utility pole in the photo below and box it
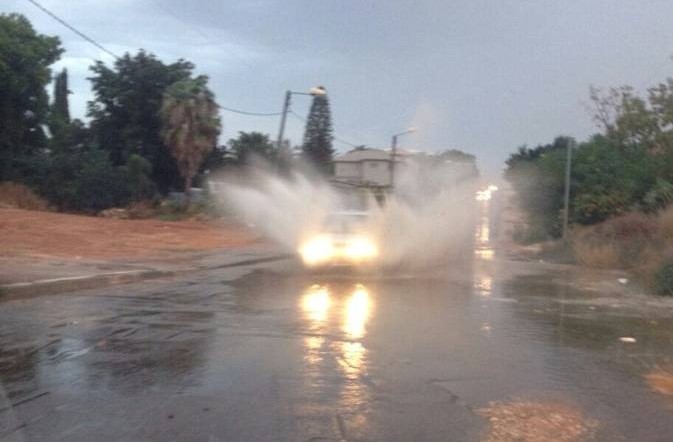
[389,128,416,189]
[390,134,398,187]
[275,90,292,154]
[274,87,326,172]
[562,138,574,240]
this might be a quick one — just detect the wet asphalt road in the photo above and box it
[3,215,673,440]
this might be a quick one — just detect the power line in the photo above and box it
[26,0,340,123]
[289,110,361,148]
[147,0,257,71]
[333,135,361,148]
[26,0,284,118]
[218,105,281,117]
[26,0,120,60]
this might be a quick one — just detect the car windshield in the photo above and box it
[323,213,369,234]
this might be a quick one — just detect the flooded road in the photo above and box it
[2,207,673,440]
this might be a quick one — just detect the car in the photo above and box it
[298,211,379,267]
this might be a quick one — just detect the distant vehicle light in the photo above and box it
[475,190,492,201]
[476,185,498,202]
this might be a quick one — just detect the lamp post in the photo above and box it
[390,127,416,188]
[562,138,575,240]
[276,86,326,155]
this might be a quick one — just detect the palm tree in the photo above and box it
[161,76,221,202]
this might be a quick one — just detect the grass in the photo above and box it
[572,242,621,269]
[569,208,673,295]
[0,182,50,211]
[654,258,673,296]
[658,206,673,239]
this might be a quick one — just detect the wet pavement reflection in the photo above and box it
[2,203,673,440]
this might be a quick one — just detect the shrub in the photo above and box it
[642,179,673,213]
[155,188,223,221]
[658,206,673,240]
[571,212,658,268]
[654,258,673,296]
[125,154,157,201]
[0,182,50,211]
[602,212,658,240]
[572,191,629,225]
[39,148,131,213]
[126,200,158,219]
[632,247,665,288]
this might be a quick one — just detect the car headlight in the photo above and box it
[299,235,334,265]
[344,237,378,260]
[299,235,379,265]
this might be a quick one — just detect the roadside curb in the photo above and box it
[0,254,291,300]
[0,269,174,300]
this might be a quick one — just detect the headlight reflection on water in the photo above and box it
[300,284,373,407]
[300,284,372,338]
[301,284,330,323]
[343,284,371,340]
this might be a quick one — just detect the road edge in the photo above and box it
[0,254,291,300]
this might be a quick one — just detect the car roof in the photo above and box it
[330,211,370,217]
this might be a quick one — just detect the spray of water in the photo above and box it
[214,159,477,269]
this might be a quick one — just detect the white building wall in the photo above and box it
[361,160,391,186]
[334,162,362,181]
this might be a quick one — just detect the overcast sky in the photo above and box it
[5,0,673,177]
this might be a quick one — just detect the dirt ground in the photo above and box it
[478,400,598,442]
[0,208,260,260]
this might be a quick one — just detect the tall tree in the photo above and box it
[228,131,275,165]
[0,14,62,179]
[48,68,72,139]
[52,68,70,123]
[88,50,194,192]
[302,88,334,174]
[160,76,220,200]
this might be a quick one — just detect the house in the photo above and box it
[333,148,394,187]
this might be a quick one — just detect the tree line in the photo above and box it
[505,79,673,241]
[0,13,335,213]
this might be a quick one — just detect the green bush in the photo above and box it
[654,258,673,296]
[156,189,223,221]
[506,134,661,235]
[642,178,673,213]
[571,191,628,225]
[39,147,131,213]
[125,154,157,201]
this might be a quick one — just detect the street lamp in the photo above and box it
[562,138,575,240]
[276,86,327,154]
[390,127,416,187]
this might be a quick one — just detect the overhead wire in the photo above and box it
[26,0,284,118]
[289,110,361,148]
[26,0,121,60]
[147,0,258,71]
[217,105,281,117]
[25,0,365,141]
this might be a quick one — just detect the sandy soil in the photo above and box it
[645,367,673,406]
[0,208,260,260]
[478,400,598,442]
